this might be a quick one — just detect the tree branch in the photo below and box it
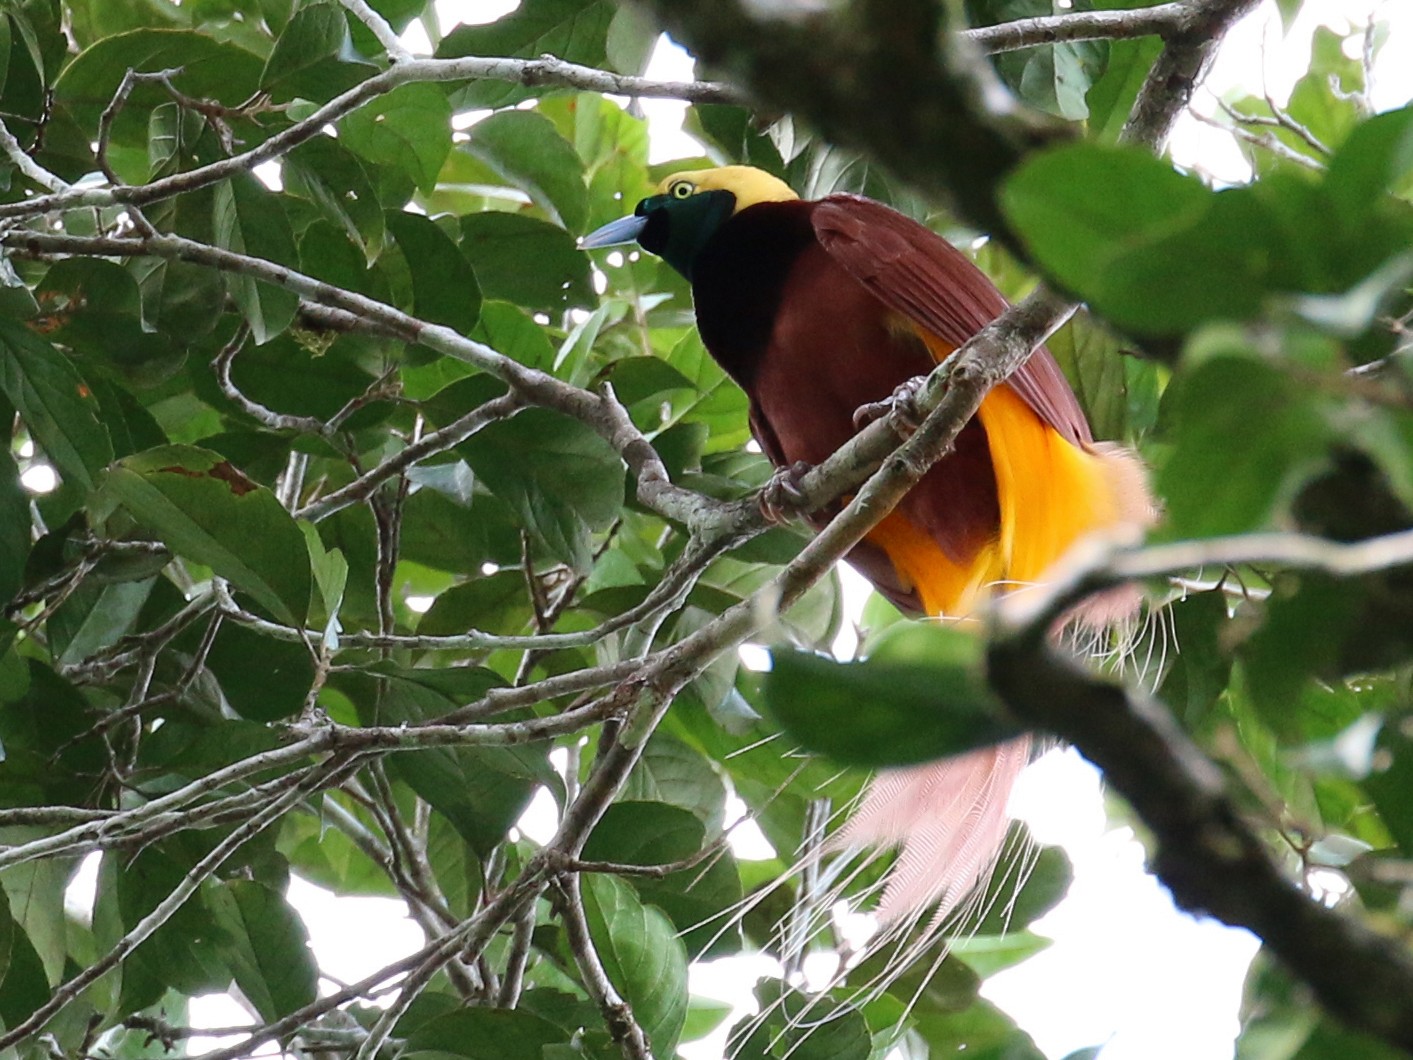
[340,0,413,63]
[0,56,740,224]
[964,2,1190,53]
[553,874,653,1060]
[987,614,1413,1050]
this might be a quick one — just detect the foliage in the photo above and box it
[0,1,1412,1059]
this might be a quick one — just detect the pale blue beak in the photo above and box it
[579,213,648,249]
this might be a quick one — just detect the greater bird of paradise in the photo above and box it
[583,165,1153,930]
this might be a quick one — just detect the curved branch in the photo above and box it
[986,624,1413,1051]
[0,56,741,223]
[964,2,1190,53]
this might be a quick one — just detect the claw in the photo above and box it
[759,460,813,525]
[853,375,928,435]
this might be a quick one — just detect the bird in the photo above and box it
[581,165,1153,937]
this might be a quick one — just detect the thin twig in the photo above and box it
[340,0,413,62]
[553,874,653,1060]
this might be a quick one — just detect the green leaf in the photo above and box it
[581,874,689,1056]
[582,800,742,957]
[1159,356,1332,537]
[1324,105,1413,222]
[47,577,154,668]
[436,0,615,109]
[213,175,301,343]
[206,880,317,1022]
[385,210,481,333]
[458,408,625,571]
[471,301,557,372]
[404,1007,569,1059]
[54,28,263,134]
[0,450,26,605]
[765,624,1020,768]
[972,831,1073,935]
[1044,311,1130,440]
[417,570,531,637]
[0,829,75,985]
[728,981,871,1060]
[0,661,108,808]
[282,134,386,256]
[203,621,317,721]
[99,444,313,624]
[1002,142,1209,288]
[0,320,113,491]
[662,331,751,452]
[113,846,230,1004]
[685,105,786,176]
[909,996,1045,1059]
[682,996,735,1045]
[1362,724,1413,857]
[1085,33,1162,141]
[260,0,368,101]
[459,212,595,310]
[340,81,451,194]
[336,665,552,856]
[461,111,588,232]
[976,0,1108,120]
[618,734,727,832]
[0,884,52,1029]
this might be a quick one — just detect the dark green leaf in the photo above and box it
[765,624,1020,768]
[385,209,481,333]
[206,879,317,1022]
[728,981,871,1060]
[0,884,52,1029]
[336,665,553,856]
[1159,356,1332,537]
[113,846,229,1004]
[0,661,108,808]
[340,82,451,193]
[582,873,689,1056]
[203,621,317,721]
[461,111,588,232]
[404,1007,569,1059]
[975,0,1108,120]
[0,450,26,604]
[0,320,113,491]
[459,212,594,310]
[1085,33,1162,141]
[54,28,263,134]
[213,175,301,343]
[283,134,387,255]
[47,577,154,668]
[458,408,624,571]
[436,0,614,109]
[98,444,312,624]
[582,800,742,957]
[417,570,531,637]
[260,0,369,101]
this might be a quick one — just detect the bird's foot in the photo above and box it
[853,375,928,436]
[759,460,813,525]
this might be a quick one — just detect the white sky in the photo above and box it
[172,2,1413,1058]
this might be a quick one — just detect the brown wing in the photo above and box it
[811,195,1092,446]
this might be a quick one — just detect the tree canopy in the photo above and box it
[2,0,1413,1058]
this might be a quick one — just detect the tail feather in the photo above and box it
[830,737,1032,924]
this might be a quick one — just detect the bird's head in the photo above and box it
[580,165,798,278]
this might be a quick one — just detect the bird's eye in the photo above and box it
[669,181,694,199]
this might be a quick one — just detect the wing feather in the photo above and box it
[811,195,1092,446]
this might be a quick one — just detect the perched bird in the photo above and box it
[582,165,1152,930]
